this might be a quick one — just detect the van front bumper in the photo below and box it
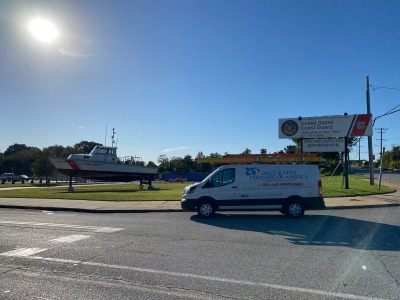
[181,198,197,211]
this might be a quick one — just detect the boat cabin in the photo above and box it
[67,146,118,163]
[67,145,144,165]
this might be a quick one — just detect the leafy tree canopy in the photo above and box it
[74,141,102,154]
[4,144,30,156]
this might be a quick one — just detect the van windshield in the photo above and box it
[200,167,223,184]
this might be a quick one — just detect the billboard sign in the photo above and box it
[302,138,345,152]
[279,114,372,139]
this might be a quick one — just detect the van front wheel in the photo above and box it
[284,200,304,218]
[197,199,216,218]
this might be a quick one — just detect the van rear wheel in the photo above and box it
[284,200,304,218]
[197,199,216,218]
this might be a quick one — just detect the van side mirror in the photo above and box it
[203,178,213,188]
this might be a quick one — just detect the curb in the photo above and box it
[0,204,183,214]
[1,203,399,214]
[318,203,400,210]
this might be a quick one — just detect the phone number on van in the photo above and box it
[259,182,304,187]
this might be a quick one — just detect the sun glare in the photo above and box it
[29,18,59,43]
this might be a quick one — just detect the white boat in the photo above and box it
[49,144,158,183]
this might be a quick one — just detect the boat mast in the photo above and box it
[105,126,108,146]
[111,128,116,147]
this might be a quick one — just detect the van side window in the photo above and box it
[211,168,235,187]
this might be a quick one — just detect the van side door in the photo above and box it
[202,168,239,201]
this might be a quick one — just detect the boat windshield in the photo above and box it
[90,146,117,156]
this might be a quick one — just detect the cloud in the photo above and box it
[161,146,189,153]
[58,48,95,58]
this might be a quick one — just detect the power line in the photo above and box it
[373,105,400,125]
[370,85,400,91]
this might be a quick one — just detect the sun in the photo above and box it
[28,18,59,43]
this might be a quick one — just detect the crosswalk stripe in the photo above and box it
[1,248,48,257]
[0,220,123,233]
[50,234,91,243]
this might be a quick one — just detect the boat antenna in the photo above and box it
[111,128,116,147]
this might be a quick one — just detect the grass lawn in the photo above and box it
[0,182,187,201]
[0,175,395,201]
[321,174,395,197]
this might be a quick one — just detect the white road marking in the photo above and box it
[0,220,123,233]
[49,234,91,243]
[14,255,387,300]
[1,248,48,257]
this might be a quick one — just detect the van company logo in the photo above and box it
[281,120,299,136]
[245,167,260,176]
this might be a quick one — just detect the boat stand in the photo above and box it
[67,175,74,192]
[139,176,154,190]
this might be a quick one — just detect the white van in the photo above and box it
[181,164,324,218]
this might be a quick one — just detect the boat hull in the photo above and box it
[49,158,158,182]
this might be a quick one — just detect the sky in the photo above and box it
[1,0,399,163]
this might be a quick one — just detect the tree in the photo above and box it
[0,152,4,172]
[157,154,170,173]
[170,156,185,173]
[146,161,158,168]
[375,145,400,171]
[44,145,74,158]
[242,148,251,154]
[31,151,54,179]
[284,145,298,154]
[4,144,29,156]
[209,152,222,158]
[196,152,212,173]
[260,149,267,154]
[74,141,102,153]
[196,151,205,159]
[183,154,199,172]
[2,147,41,175]
[392,146,400,171]
[291,138,302,149]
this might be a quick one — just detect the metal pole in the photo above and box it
[344,137,349,189]
[366,76,374,185]
[300,138,304,164]
[378,147,385,190]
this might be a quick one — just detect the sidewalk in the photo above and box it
[0,187,399,213]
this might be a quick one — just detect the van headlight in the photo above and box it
[188,186,197,194]
[183,185,197,195]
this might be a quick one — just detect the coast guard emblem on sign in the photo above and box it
[281,120,299,137]
[356,121,366,130]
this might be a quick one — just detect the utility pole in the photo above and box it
[378,147,385,191]
[344,136,349,189]
[366,76,374,185]
[376,128,388,155]
[376,128,387,191]
[343,113,350,189]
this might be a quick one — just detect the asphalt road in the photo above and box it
[1,208,399,299]
[351,166,400,185]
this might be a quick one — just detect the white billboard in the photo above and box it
[279,114,372,139]
[302,138,345,152]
